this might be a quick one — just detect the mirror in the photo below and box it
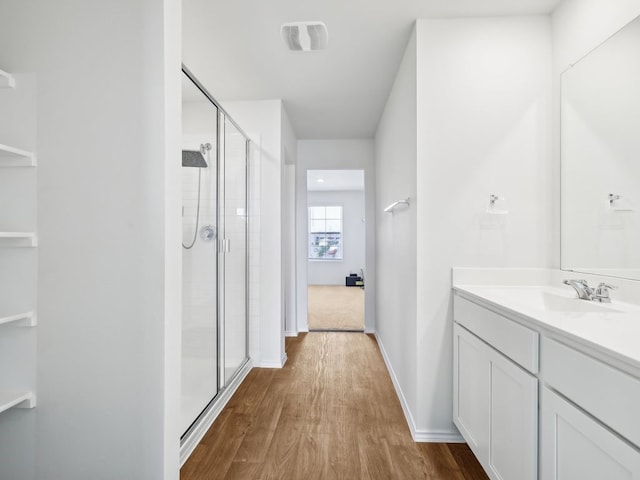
[561,14,640,281]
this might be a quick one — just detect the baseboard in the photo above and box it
[374,333,419,439]
[413,430,465,443]
[364,327,375,334]
[259,352,287,368]
[374,333,463,444]
[180,358,253,466]
[285,330,298,337]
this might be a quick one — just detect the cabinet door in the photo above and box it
[454,323,491,463]
[454,323,538,480]
[541,386,640,480]
[489,346,538,480]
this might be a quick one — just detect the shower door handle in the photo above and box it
[218,239,231,253]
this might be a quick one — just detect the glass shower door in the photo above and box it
[220,116,248,385]
[180,67,251,446]
[180,74,219,436]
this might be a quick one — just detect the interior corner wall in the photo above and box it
[282,108,298,166]
[551,0,640,269]
[414,17,552,436]
[295,140,376,333]
[0,1,182,478]
[374,27,418,431]
[222,100,286,367]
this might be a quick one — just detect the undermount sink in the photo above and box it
[472,287,623,314]
[539,292,621,313]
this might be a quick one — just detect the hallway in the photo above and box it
[181,333,488,479]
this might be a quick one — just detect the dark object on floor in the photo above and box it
[345,275,363,287]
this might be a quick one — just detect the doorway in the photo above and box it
[306,170,365,331]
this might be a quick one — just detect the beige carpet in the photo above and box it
[307,285,364,331]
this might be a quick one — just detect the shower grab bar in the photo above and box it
[384,198,410,213]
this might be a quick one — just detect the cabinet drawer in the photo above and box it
[542,337,640,448]
[454,294,539,373]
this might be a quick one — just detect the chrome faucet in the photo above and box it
[563,279,594,300]
[593,282,617,303]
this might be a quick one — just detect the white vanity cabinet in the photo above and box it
[453,295,538,480]
[540,338,640,480]
[454,285,640,480]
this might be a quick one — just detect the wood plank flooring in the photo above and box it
[181,332,489,480]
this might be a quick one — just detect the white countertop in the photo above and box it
[453,284,640,375]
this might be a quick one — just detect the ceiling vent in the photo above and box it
[281,21,328,52]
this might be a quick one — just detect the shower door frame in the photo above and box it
[180,64,251,451]
[217,111,251,391]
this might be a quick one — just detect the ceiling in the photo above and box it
[182,0,561,140]
[307,170,365,192]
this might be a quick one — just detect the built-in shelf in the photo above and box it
[0,143,36,167]
[0,69,15,89]
[0,232,37,247]
[0,312,36,327]
[0,391,36,415]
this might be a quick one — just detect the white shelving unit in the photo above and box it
[0,311,36,327]
[0,69,15,89]
[0,391,36,415]
[0,232,37,247]
[0,143,37,167]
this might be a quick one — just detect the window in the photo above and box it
[308,206,342,260]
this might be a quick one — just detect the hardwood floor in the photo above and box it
[181,332,489,480]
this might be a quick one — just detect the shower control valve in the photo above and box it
[199,225,216,242]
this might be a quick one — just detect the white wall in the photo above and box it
[376,17,553,441]
[283,165,297,336]
[374,28,419,431]
[282,110,297,339]
[282,108,298,166]
[222,100,288,368]
[415,15,552,437]
[0,1,182,478]
[296,140,376,333]
[307,190,366,285]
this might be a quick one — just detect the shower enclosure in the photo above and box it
[180,67,249,444]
